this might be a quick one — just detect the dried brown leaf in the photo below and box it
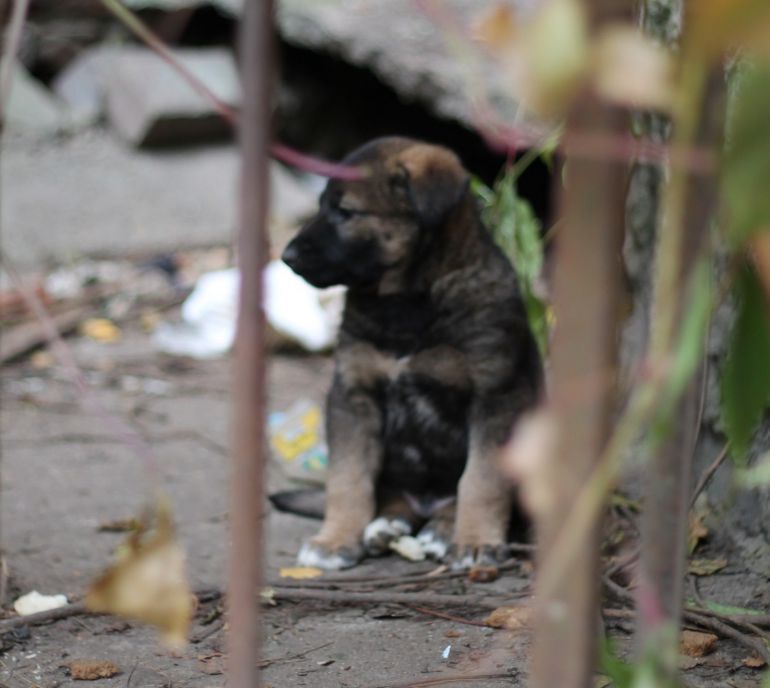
[279,566,323,580]
[742,654,767,669]
[680,629,718,658]
[484,605,532,630]
[688,557,728,576]
[67,660,120,680]
[197,652,225,676]
[85,500,193,649]
[468,565,499,583]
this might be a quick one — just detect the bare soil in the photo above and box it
[0,320,767,688]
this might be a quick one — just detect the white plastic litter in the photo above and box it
[389,535,427,562]
[264,260,345,352]
[14,591,69,616]
[442,645,451,660]
[153,262,344,359]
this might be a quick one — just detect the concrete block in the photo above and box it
[104,47,240,147]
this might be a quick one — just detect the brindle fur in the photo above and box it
[281,137,543,569]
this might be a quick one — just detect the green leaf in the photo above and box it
[720,265,770,462]
[693,600,762,617]
[598,638,635,688]
[724,66,770,245]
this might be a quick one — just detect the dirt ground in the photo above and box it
[1,315,768,688]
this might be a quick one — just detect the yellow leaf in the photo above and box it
[279,566,323,580]
[484,605,532,630]
[80,318,121,343]
[85,499,193,649]
[593,25,675,111]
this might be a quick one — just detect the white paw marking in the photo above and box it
[363,517,411,546]
[297,542,350,570]
[416,530,449,559]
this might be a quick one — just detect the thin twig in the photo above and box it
[0,602,87,632]
[270,586,505,610]
[689,444,730,509]
[683,610,770,664]
[258,640,335,668]
[374,672,515,688]
[409,606,490,628]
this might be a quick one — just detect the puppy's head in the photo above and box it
[281,138,469,289]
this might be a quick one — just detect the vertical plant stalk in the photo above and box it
[226,1,273,687]
[636,68,726,678]
[531,9,632,683]
[532,92,628,688]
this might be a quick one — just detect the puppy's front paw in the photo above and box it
[297,539,363,570]
[447,543,509,572]
[363,517,412,556]
[415,526,450,560]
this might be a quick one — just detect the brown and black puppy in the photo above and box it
[281,137,543,570]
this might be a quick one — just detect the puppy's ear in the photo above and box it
[394,145,470,228]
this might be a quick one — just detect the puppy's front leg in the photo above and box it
[452,407,514,569]
[298,382,383,570]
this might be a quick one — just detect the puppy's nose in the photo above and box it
[281,242,300,268]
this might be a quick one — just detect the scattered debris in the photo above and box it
[483,605,532,631]
[13,591,69,616]
[442,645,451,660]
[1,305,90,365]
[153,268,238,359]
[317,659,335,666]
[279,567,324,580]
[197,652,225,676]
[680,629,718,658]
[66,659,120,680]
[85,500,193,649]
[269,400,328,484]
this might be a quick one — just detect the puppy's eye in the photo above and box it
[331,205,353,223]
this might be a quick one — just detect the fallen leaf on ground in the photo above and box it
[67,660,120,680]
[680,656,706,670]
[279,566,323,580]
[742,654,767,669]
[85,499,193,649]
[681,629,718,657]
[80,318,121,343]
[468,565,499,583]
[98,518,140,533]
[688,557,728,576]
[197,653,224,676]
[445,630,461,638]
[688,508,710,554]
[484,605,532,630]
